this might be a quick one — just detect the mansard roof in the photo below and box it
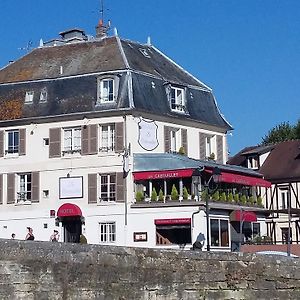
[0,34,232,130]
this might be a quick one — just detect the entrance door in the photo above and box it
[62,218,82,243]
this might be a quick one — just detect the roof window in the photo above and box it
[25,91,34,103]
[139,48,151,58]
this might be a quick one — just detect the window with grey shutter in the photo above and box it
[0,174,3,204]
[216,135,224,163]
[81,126,89,155]
[116,172,124,202]
[0,131,3,157]
[7,173,15,204]
[19,128,26,156]
[81,125,98,155]
[88,174,98,204]
[181,129,188,154]
[31,172,40,203]
[199,132,206,160]
[115,122,124,153]
[49,128,61,158]
[164,126,170,153]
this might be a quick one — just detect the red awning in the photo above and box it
[133,169,194,181]
[154,218,191,225]
[230,210,257,222]
[206,169,271,188]
[57,203,82,217]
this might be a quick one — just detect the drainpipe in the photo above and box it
[123,115,128,227]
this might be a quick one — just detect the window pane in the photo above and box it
[210,219,219,246]
[220,220,229,246]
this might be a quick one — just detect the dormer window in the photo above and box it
[170,86,186,113]
[248,155,259,169]
[139,48,151,58]
[25,91,34,103]
[98,78,115,103]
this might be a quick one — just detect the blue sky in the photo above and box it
[0,0,299,155]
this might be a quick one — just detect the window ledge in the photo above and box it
[15,200,32,206]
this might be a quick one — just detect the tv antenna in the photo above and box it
[18,40,33,53]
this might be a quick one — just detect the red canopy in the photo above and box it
[206,169,271,188]
[155,218,191,225]
[230,210,257,222]
[57,203,82,217]
[133,169,194,181]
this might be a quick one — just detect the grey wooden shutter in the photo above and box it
[181,129,188,155]
[7,173,15,204]
[81,126,89,155]
[116,172,124,202]
[115,122,124,153]
[216,135,224,163]
[199,132,206,160]
[89,124,98,154]
[19,128,26,156]
[88,173,98,204]
[49,128,61,158]
[164,126,170,153]
[0,131,4,157]
[31,172,40,203]
[0,174,3,205]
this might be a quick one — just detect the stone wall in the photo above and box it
[1,239,300,299]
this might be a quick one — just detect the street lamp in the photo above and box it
[204,167,221,251]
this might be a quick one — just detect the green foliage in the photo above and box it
[261,121,300,145]
[208,152,215,160]
[151,187,158,201]
[178,146,186,155]
[158,189,164,201]
[240,195,247,204]
[220,192,227,202]
[234,193,240,203]
[183,187,189,200]
[212,190,220,201]
[171,184,179,201]
[257,196,263,207]
[201,188,209,201]
[248,196,255,205]
[135,191,144,202]
[228,192,234,202]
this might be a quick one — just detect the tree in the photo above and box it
[294,119,300,139]
[261,122,296,145]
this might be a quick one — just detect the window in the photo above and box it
[248,156,259,169]
[170,86,185,112]
[100,222,116,243]
[17,173,32,202]
[98,78,114,103]
[206,135,215,159]
[169,129,180,152]
[6,130,19,154]
[40,89,47,102]
[156,223,191,245]
[281,227,292,244]
[99,124,115,152]
[210,219,229,247]
[99,174,116,201]
[63,128,81,154]
[252,222,261,238]
[280,188,290,209]
[25,91,34,103]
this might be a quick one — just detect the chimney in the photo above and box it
[95,19,110,39]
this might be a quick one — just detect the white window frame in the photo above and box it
[98,78,115,103]
[99,124,115,152]
[248,155,259,169]
[170,86,186,112]
[17,173,32,202]
[210,218,230,248]
[63,127,81,154]
[170,129,180,153]
[5,130,19,155]
[99,173,116,202]
[280,188,290,209]
[205,135,215,159]
[99,222,116,243]
[25,91,34,103]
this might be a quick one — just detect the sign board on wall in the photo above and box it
[133,232,148,242]
[59,176,83,199]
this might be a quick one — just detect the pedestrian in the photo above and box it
[11,233,16,239]
[25,227,34,241]
[50,230,60,242]
[79,233,87,244]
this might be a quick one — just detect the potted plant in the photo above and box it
[212,190,220,201]
[151,187,158,202]
[158,189,164,202]
[135,191,144,202]
[234,193,239,203]
[220,192,227,202]
[257,196,263,207]
[228,192,234,203]
[171,184,179,201]
[240,195,247,204]
[178,146,186,155]
[183,187,189,200]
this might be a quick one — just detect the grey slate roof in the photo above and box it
[0,34,232,130]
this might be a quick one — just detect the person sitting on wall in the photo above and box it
[79,234,87,244]
[25,227,34,241]
[192,232,205,251]
[50,230,60,242]
[11,233,16,239]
